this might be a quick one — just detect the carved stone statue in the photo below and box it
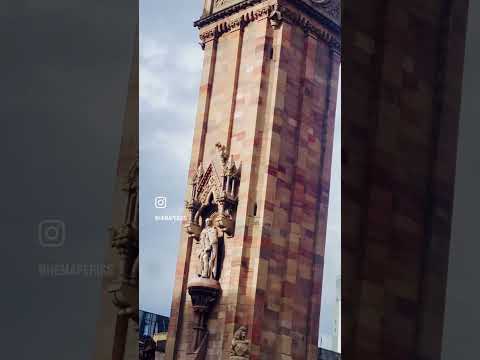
[230,326,249,359]
[197,162,204,180]
[215,142,228,164]
[197,218,220,279]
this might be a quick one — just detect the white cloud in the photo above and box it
[140,38,168,66]
[140,128,192,165]
[140,66,170,110]
[177,43,203,74]
[139,37,202,115]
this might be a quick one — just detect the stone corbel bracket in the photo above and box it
[187,279,221,359]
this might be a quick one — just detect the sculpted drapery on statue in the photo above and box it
[197,217,220,279]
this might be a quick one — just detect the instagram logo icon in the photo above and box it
[38,219,66,248]
[154,196,167,209]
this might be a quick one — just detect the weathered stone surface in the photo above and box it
[342,0,468,359]
[166,1,340,359]
[93,27,139,360]
[200,0,340,26]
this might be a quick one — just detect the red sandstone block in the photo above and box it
[265,201,275,212]
[232,130,246,140]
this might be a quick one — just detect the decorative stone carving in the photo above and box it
[184,142,240,359]
[185,142,240,243]
[198,3,277,47]
[197,218,220,279]
[215,142,228,162]
[187,278,221,359]
[214,0,228,9]
[268,9,283,29]
[108,156,139,321]
[230,326,250,359]
[311,0,340,22]
[197,2,339,52]
[214,0,246,11]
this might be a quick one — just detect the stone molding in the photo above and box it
[197,1,340,53]
[276,4,340,53]
[198,3,275,46]
[197,0,340,28]
[307,0,340,23]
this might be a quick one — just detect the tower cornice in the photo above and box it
[196,0,340,53]
[194,0,340,34]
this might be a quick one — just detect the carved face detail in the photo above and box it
[205,218,212,227]
[234,326,247,340]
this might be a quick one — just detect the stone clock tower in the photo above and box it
[165,1,340,359]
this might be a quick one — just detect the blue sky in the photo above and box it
[139,0,340,350]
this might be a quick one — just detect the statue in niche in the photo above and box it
[197,218,221,279]
[230,326,249,359]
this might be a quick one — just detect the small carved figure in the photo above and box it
[215,142,228,164]
[197,218,220,279]
[225,155,236,175]
[230,326,249,359]
[269,10,283,29]
[197,162,204,180]
[191,163,204,188]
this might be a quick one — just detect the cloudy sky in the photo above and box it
[139,0,340,350]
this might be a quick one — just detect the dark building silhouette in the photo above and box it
[318,347,341,360]
[342,1,469,359]
[139,310,169,337]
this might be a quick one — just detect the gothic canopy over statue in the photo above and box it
[184,142,240,242]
